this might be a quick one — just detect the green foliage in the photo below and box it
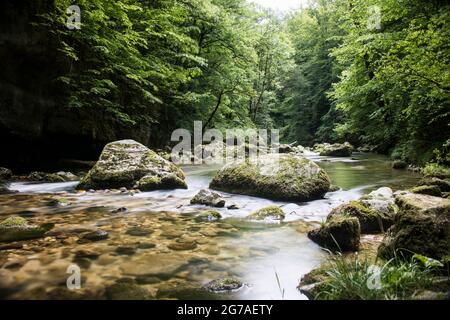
[26,0,449,159]
[35,0,292,142]
[279,1,345,145]
[329,0,450,161]
[421,163,450,179]
[279,0,449,163]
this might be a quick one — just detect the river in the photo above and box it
[0,152,421,300]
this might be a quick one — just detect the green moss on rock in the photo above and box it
[0,216,54,242]
[195,210,222,222]
[418,177,450,192]
[210,154,331,202]
[314,142,353,157]
[190,189,226,208]
[410,185,442,197]
[204,277,243,292]
[329,200,394,234]
[77,140,187,190]
[248,205,285,221]
[378,192,450,260]
[308,215,360,252]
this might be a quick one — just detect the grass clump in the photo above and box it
[315,255,437,300]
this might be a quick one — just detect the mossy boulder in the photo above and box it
[210,154,331,202]
[329,200,395,234]
[0,216,54,242]
[278,144,294,153]
[27,172,66,183]
[378,192,450,260]
[248,205,285,221]
[195,210,222,222]
[418,177,450,192]
[77,140,187,190]
[55,171,79,181]
[297,266,330,300]
[0,167,12,180]
[392,160,407,169]
[308,215,360,252]
[314,142,353,157]
[190,189,226,208]
[410,185,442,197]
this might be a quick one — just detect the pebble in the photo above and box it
[115,246,137,256]
[167,241,197,251]
[126,227,152,237]
[137,242,156,249]
[111,207,128,214]
[74,249,101,260]
[82,230,109,241]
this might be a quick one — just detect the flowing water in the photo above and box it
[0,153,421,300]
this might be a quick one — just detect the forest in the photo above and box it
[1,0,449,168]
[0,0,449,302]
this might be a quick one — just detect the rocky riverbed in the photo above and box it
[0,150,424,300]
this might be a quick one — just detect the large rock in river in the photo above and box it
[209,154,331,202]
[378,192,450,260]
[314,142,353,157]
[308,215,360,252]
[77,140,187,190]
[329,187,397,234]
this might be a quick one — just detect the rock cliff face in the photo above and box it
[0,1,150,171]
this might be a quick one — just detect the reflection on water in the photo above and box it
[0,153,421,300]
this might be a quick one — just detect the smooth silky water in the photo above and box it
[0,153,421,300]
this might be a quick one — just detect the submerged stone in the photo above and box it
[82,230,109,241]
[126,227,153,237]
[116,246,137,256]
[248,205,285,221]
[0,216,54,243]
[195,210,222,222]
[168,241,197,251]
[204,277,244,292]
[105,281,153,300]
